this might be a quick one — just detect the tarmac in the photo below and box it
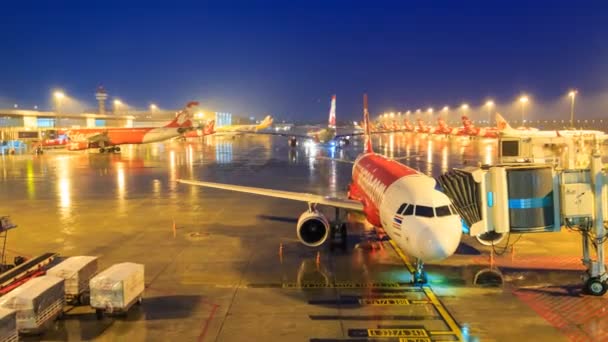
[0,132,606,341]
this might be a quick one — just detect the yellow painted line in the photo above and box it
[388,239,417,273]
[387,239,463,341]
[281,282,404,289]
[430,331,459,335]
[410,300,431,304]
[423,287,463,341]
[399,338,432,342]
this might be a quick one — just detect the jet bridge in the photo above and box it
[438,135,608,296]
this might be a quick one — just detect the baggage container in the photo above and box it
[0,275,65,334]
[47,256,98,305]
[0,308,17,342]
[89,262,144,319]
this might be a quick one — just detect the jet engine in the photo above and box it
[67,141,90,151]
[296,210,330,247]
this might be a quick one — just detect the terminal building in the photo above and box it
[0,86,236,143]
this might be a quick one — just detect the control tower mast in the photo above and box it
[95,86,108,115]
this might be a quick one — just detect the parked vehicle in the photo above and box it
[47,256,98,305]
[89,262,144,319]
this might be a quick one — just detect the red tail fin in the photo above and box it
[363,94,373,154]
[165,101,199,128]
[203,120,215,135]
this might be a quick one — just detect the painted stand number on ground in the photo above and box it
[360,298,410,305]
[368,328,429,337]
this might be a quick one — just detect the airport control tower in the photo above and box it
[95,86,108,115]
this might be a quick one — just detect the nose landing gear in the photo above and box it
[414,259,428,284]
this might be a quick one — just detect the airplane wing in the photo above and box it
[177,179,364,211]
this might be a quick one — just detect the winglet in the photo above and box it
[363,94,373,153]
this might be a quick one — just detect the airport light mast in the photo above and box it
[568,90,577,128]
[53,91,65,128]
[96,86,108,115]
[519,95,529,124]
[485,100,494,125]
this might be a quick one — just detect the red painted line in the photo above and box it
[198,303,219,342]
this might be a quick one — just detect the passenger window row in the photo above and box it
[396,203,457,218]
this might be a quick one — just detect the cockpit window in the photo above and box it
[397,203,408,215]
[403,204,414,215]
[415,205,434,217]
[435,205,452,217]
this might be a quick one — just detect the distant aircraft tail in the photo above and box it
[203,120,215,135]
[495,113,516,133]
[363,94,373,153]
[165,101,199,128]
[461,115,472,128]
[328,95,336,129]
[255,115,274,131]
[437,118,447,128]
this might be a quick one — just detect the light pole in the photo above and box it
[485,100,494,125]
[427,107,433,123]
[114,99,122,115]
[519,96,529,124]
[54,91,65,128]
[568,90,577,128]
[460,103,469,116]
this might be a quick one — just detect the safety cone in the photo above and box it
[316,251,321,266]
[172,219,176,238]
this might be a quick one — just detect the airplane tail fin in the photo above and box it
[363,94,373,153]
[437,118,446,128]
[461,115,472,128]
[203,120,215,135]
[165,101,199,128]
[256,115,273,130]
[328,95,336,129]
[495,113,515,133]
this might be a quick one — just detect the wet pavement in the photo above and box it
[0,132,606,341]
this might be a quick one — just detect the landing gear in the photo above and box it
[329,208,348,251]
[413,259,428,284]
[99,146,121,153]
[583,277,607,296]
[288,137,297,148]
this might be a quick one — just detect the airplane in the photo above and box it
[178,120,216,139]
[496,113,607,138]
[283,95,362,147]
[184,115,273,138]
[433,118,455,135]
[403,119,415,132]
[178,94,463,283]
[416,119,433,134]
[454,115,498,138]
[63,101,198,153]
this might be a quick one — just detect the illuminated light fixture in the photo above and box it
[442,106,449,112]
[485,100,494,107]
[114,99,122,106]
[53,91,65,99]
[519,96,528,103]
[150,103,158,111]
[427,107,433,113]
[461,103,469,110]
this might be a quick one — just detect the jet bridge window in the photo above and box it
[415,205,434,218]
[435,205,452,217]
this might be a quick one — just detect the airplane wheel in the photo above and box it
[99,148,105,153]
[115,147,121,152]
[584,278,608,296]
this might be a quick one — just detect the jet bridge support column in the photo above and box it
[583,140,608,295]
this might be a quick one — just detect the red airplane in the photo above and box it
[433,118,455,135]
[403,119,415,132]
[416,119,432,134]
[178,94,462,283]
[63,101,198,153]
[182,120,216,138]
[455,115,497,138]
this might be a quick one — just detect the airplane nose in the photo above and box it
[417,217,462,261]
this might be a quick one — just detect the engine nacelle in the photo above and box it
[475,231,506,246]
[67,141,90,151]
[296,210,330,247]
